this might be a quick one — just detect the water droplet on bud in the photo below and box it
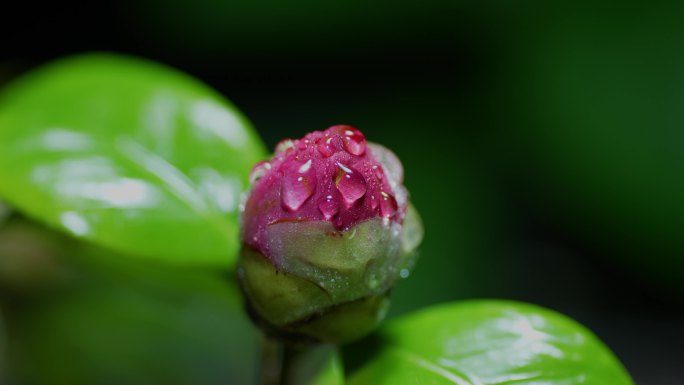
[335,163,367,207]
[342,128,366,155]
[369,194,379,211]
[281,159,317,211]
[367,273,381,290]
[275,139,295,154]
[318,195,339,220]
[379,191,398,219]
[373,165,384,181]
[317,143,333,157]
[328,125,367,155]
[298,159,313,173]
[250,161,272,183]
[316,136,340,158]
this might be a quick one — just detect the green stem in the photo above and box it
[260,339,343,385]
[259,337,284,385]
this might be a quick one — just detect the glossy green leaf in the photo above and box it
[345,300,634,385]
[0,54,266,266]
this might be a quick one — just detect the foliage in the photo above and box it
[0,55,634,384]
[0,54,266,267]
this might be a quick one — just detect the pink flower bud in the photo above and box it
[238,126,422,343]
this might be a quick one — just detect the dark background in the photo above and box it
[1,1,683,384]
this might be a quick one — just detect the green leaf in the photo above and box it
[0,53,266,266]
[0,218,261,385]
[344,300,634,385]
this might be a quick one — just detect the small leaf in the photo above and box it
[0,53,266,266]
[345,300,634,385]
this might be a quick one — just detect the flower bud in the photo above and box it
[237,126,422,344]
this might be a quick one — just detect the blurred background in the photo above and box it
[1,1,683,384]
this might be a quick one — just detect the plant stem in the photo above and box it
[259,337,284,385]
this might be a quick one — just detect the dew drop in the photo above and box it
[367,274,381,290]
[373,164,384,181]
[370,194,379,210]
[335,163,367,207]
[249,161,272,183]
[281,160,317,211]
[317,140,335,157]
[317,145,333,157]
[318,195,339,220]
[298,159,313,173]
[400,269,410,279]
[275,139,295,154]
[379,191,398,219]
[328,125,367,156]
[341,127,366,155]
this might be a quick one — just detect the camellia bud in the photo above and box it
[237,126,423,344]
